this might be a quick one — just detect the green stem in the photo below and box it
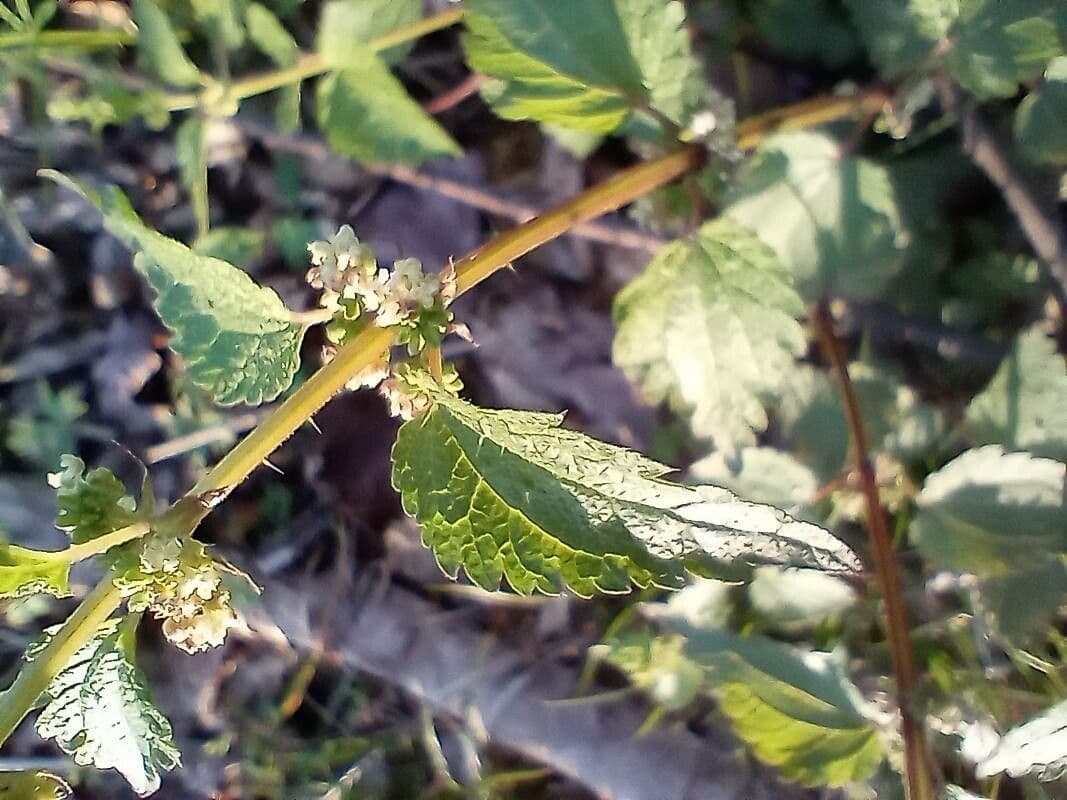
[41,522,151,564]
[0,578,122,745]
[0,28,134,50]
[164,6,466,112]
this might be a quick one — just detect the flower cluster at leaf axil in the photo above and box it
[114,535,238,654]
[307,226,468,418]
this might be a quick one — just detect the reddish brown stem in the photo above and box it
[812,301,938,800]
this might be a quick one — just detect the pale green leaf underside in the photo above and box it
[965,326,1067,460]
[657,618,883,787]
[131,0,202,89]
[0,545,69,599]
[463,0,704,132]
[912,446,1067,577]
[391,385,861,597]
[0,771,71,800]
[317,52,460,166]
[977,697,1067,781]
[42,172,303,405]
[613,219,805,453]
[725,131,908,301]
[1015,58,1067,165]
[34,622,180,796]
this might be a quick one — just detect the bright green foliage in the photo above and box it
[778,363,943,481]
[1016,57,1067,165]
[317,0,420,66]
[944,0,1066,100]
[317,52,461,166]
[690,447,818,521]
[0,544,69,599]
[46,76,170,132]
[912,446,1066,578]
[463,0,705,132]
[0,771,71,799]
[613,219,805,453]
[391,378,861,597]
[49,455,137,546]
[964,326,1067,461]
[977,697,1067,781]
[245,2,300,131]
[33,621,180,796]
[131,0,202,89]
[191,0,245,50]
[596,632,704,709]
[648,615,882,787]
[5,380,86,471]
[725,132,908,301]
[43,172,304,405]
[175,117,209,238]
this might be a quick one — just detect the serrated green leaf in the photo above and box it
[912,446,1067,577]
[977,697,1067,781]
[132,0,202,89]
[246,2,300,131]
[191,0,244,50]
[391,383,861,597]
[725,132,908,301]
[317,0,420,66]
[613,219,805,453]
[175,116,209,238]
[34,621,180,796]
[944,0,1066,100]
[1016,57,1067,165]
[689,447,818,522]
[50,455,138,546]
[42,171,304,405]
[0,544,69,599]
[317,53,460,166]
[654,617,883,787]
[463,0,705,132]
[964,326,1067,461]
[0,771,71,800]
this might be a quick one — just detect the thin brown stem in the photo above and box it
[812,300,938,800]
[424,73,488,114]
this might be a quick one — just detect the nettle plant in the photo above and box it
[2,0,1067,798]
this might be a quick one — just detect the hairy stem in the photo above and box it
[812,301,937,800]
[0,579,123,745]
[164,7,466,112]
[192,144,706,497]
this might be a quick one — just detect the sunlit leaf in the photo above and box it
[0,771,71,800]
[49,455,137,546]
[391,378,861,597]
[317,0,420,66]
[613,219,805,453]
[977,697,1067,781]
[0,544,69,599]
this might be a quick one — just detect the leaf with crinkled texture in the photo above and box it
[651,613,884,787]
[1016,58,1067,165]
[50,455,137,546]
[613,220,805,453]
[912,446,1067,578]
[944,0,1066,100]
[33,621,180,796]
[977,697,1067,781]
[0,544,70,599]
[391,382,861,597]
[132,0,202,88]
[246,3,300,131]
[0,771,71,799]
[463,0,705,132]
[317,52,460,166]
[965,326,1067,461]
[690,447,818,522]
[725,132,908,301]
[318,0,420,66]
[41,171,304,405]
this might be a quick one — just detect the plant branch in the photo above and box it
[0,28,134,50]
[936,77,1067,304]
[812,300,938,800]
[735,90,888,150]
[0,578,122,746]
[42,522,151,563]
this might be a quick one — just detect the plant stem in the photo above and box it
[193,144,706,498]
[164,6,467,112]
[0,578,122,746]
[48,522,151,563]
[0,28,134,50]
[735,90,887,150]
[812,300,938,800]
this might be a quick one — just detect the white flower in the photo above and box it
[379,375,431,420]
[306,225,377,293]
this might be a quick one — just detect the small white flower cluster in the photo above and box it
[118,535,238,654]
[307,225,456,329]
